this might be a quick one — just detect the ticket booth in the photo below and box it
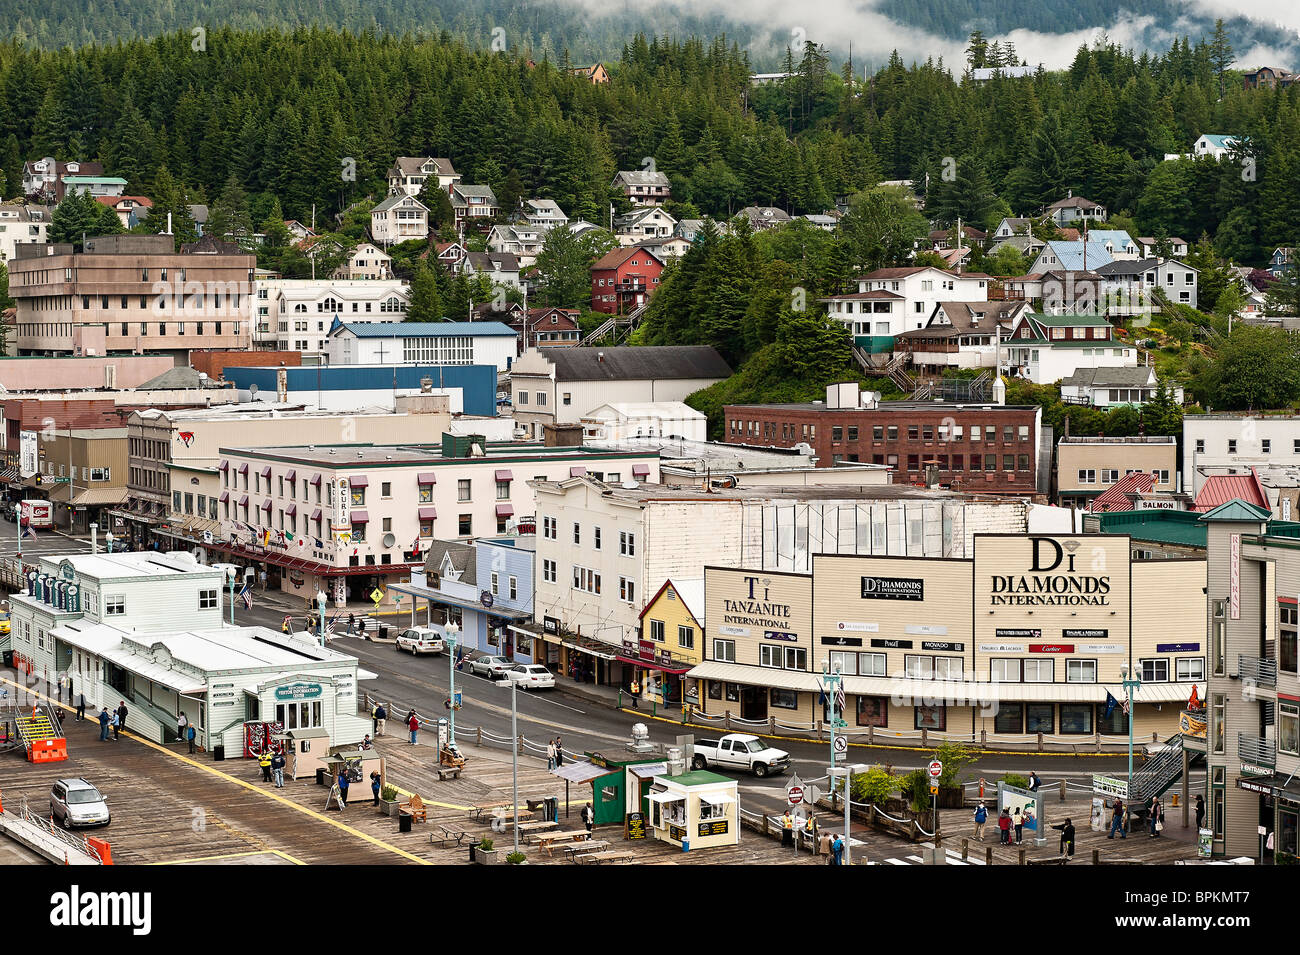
[326,747,385,791]
[648,771,739,850]
[285,727,331,780]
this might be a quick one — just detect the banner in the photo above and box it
[1179,709,1208,739]
[19,430,38,478]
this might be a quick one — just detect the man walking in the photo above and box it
[98,707,111,741]
[75,691,86,722]
[831,833,845,866]
[1027,771,1041,792]
[1195,794,1205,831]
[407,710,419,745]
[374,702,386,737]
[547,739,557,770]
[115,700,128,739]
[271,749,286,788]
[973,801,988,841]
[371,771,382,806]
[1108,797,1127,839]
[555,736,565,767]
[187,723,197,754]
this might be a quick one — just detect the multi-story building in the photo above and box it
[1056,436,1179,507]
[508,346,731,439]
[21,158,104,202]
[323,321,518,371]
[1243,66,1295,90]
[331,243,392,281]
[370,194,429,245]
[614,207,677,246]
[206,438,659,608]
[893,301,1030,372]
[386,156,460,198]
[463,251,522,290]
[612,170,671,206]
[451,184,498,225]
[521,199,568,232]
[590,247,664,314]
[724,383,1046,493]
[9,235,254,360]
[1202,502,1300,860]
[1001,312,1138,385]
[1182,415,1300,496]
[0,203,51,263]
[1096,257,1199,310]
[1044,193,1107,227]
[1058,366,1183,408]
[254,278,410,355]
[821,266,991,354]
[487,225,545,266]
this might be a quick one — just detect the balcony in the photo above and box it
[1238,732,1277,769]
[1238,653,1278,689]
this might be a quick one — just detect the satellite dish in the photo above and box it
[382,532,396,548]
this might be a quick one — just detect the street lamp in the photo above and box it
[496,673,520,856]
[1120,661,1143,798]
[445,621,460,746]
[226,567,237,625]
[821,658,844,791]
[315,589,328,646]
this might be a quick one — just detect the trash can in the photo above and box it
[213,744,225,762]
[544,797,559,823]
[379,625,389,641]
[399,811,413,834]
[316,768,327,786]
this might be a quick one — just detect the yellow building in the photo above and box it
[630,577,706,707]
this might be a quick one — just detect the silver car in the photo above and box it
[50,778,111,829]
[467,654,512,678]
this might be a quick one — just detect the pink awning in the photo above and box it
[238,495,249,507]
[218,460,229,472]
[417,472,436,484]
[350,510,369,523]
[218,491,229,503]
[569,466,587,477]
[261,499,272,511]
[238,464,249,475]
[310,473,322,486]
[260,466,271,478]
[349,475,369,488]
[311,508,322,522]
[285,503,297,517]
[495,469,514,481]
[632,463,650,476]
[418,506,437,520]
[284,469,296,481]
[495,504,514,518]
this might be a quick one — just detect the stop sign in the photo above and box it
[787,785,804,806]
[928,759,943,779]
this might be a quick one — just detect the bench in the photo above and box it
[400,793,428,824]
[432,825,469,849]
[561,839,609,861]
[470,803,519,822]
[517,820,559,841]
[436,766,463,781]
[536,830,591,855]
[574,849,634,865]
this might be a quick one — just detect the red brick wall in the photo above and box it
[189,351,302,380]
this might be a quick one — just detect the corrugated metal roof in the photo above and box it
[333,321,515,338]
[1193,472,1269,512]
[1090,473,1156,512]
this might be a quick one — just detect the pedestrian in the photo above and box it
[337,768,349,808]
[831,833,845,866]
[629,678,639,710]
[973,801,988,841]
[546,738,557,771]
[781,811,794,847]
[98,706,111,741]
[1108,797,1126,839]
[259,568,268,592]
[75,691,86,722]
[1027,771,1040,792]
[115,700,128,739]
[187,723,197,754]
[348,612,356,635]
[259,747,273,782]
[582,803,594,833]
[1053,817,1076,858]
[998,807,1011,845]
[1013,807,1024,844]
[803,813,816,849]
[271,749,286,788]
[1195,794,1205,830]
[407,710,419,745]
[177,710,187,742]
[820,830,835,863]
[371,771,382,806]
[555,736,565,767]
[374,702,386,737]
[1149,796,1163,837]
[281,616,291,634]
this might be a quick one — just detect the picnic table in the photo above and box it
[574,849,634,865]
[517,820,559,841]
[432,824,470,849]
[470,803,525,822]
[535,830,590,855]
[562,839,609,861]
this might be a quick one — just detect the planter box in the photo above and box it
[476,848,502,865]
[937,786,964,809]
[381,800,400,817]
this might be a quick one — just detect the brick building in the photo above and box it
[590,247,664,314]
[724,384,1045,494]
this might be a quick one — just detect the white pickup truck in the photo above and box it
[690,734,791,777]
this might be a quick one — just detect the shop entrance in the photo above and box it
[740,686,767,721]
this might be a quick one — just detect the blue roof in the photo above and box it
[331,321,516,338]
[1201,134,1237,149]
[223,364,500,417]
[1041,241,1114,271]
[1087,230,1135,250]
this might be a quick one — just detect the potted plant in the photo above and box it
[380,784,400,816]
[506,850,527,865]
[474,837,500,865]
[930,741,977,808]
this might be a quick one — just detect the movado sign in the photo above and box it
[990,537,1111,607]
[861,576,924,601]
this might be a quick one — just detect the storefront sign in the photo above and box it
[1240,763,1272,778]
[669,824,686,842]
[821,636,863,647]
[698,819,729,837]
[995,628,1041,640]
[1092,774,1130,798]
[764,630,798,642]
[1180,710,1207,738]
[1077,644,1124,654]
[18,430,37,478]
[1136,499,1177,510]
[989,537,1112,607]
[543,616,560,635]
[1029,644,1074,654]
[836,622,878,632]
[1063,629,1108,639]
[861,576,924,601]
[332,476,350,535]
[871,638,913,649]
[1157,643,1199,653]
[1230,533,1241,620]
[921,641,965,652]
[720,576,797,634]
[627,813,646,839]
[980,643,1025,653]
[274,682,323,702]
[1237,777,1274,795]
[906,624,948,636]
[717,625,750,637]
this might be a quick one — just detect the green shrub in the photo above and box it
[1002,773,1030,790]
[850,766,898,806]
[930,740,978,787]
[380,785,398,801]
[478,837,494,851]
[506,851,527,865]
[900,769,930,812]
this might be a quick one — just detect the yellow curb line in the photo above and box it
[1,677,431,865]
[619,708,1122,758]
[152,848,306,866]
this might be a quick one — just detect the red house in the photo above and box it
[591,247,664,315]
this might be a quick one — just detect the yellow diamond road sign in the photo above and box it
[370,588,384,604]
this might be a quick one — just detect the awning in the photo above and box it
[285,469,296,482]
[261,499,272,511]
[628,762,668,780]
[238,464,249,475]
[310,473,322,486]
[51,486,128,507]
[700,792,736,806]
[418,506,437,520]
[632,464,650,476]
[495,504,514,518]
[417,472,436,485]
[219,491,229,503]
[648,791,684,804]
[552,762,609,784]
[562,639,618,661]
[350,475,369,488]
[569,466,587,477]
[285,504,297,518]
[350,510,369,523]
[618,655,692,676]
[238,495,249,507]
[495,469,514,481]
[260,466,271,478]
[218,460,229,472]
[311,508,322,522]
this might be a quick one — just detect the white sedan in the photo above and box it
[395,628,445,655]
[503,664,555,690]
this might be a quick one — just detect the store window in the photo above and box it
[1066,659,1097,683]
[914,704,945,731]
[1096,702,1128,735]
[856,696,888,727]
[712,639,735,663]
[1176,657,1205,681]
[1212,694,1225,754]
[1280,702,1299,756]
[708,681,722,700]
[770,688,798,709]
[1026,704,1054,734]
[994,703,1023,734]
[1139,658,1169,682]
[858,652,886,676]
[991,659,1021,682]
[725,684,740,703]
[1059,704,1094,734]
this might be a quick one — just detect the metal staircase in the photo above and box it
[14,704,67,763]
[580,303,649,347]
[882,353,915,393]
[1128,733,1198,803]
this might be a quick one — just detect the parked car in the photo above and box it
[503,663,555,690]
[50,778,111,828]
[691,734,791,777]
[467,654,512,678]
[395,627,445,655]
[0,612,10,637]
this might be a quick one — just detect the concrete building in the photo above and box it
[9,235,255,360]
[508,346,732,439]
[222,364,499,415]
[7,549,372,751]
[324,321,518,371]
[1182,415,1300,496]
[254,278,410,355]
[580,402,708,443]
[1056,436,1179,507]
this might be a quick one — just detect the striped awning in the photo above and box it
[260,499,272,511]
[285,503,297,517]
[495,504,514,518]
[495,469,513,481]
[285,469,296,481]
[218,491,229,503]
[311,508,322,521]
[349,475,369,488]
[310,473,322,486]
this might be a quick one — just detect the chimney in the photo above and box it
[597,352,605,362]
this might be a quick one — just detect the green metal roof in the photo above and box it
[1090,509,1208,547]
[1198,500,1272,523]
[664,770,734,787]
[1031,313,1113,326]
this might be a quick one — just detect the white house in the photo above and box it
[324,320,520,371]
[1136,237,1190,258]
[893,300,1030,371]
[1002,312,1138,385]
[579,401,708,443]
[451,184,499,224]
[1059,365,1183,408]
[488,225,545,265]
[1193,134,1240,160]
[387,156,460,197]
[1044,193,1107,226]
[255,278,410,354]
[463,251,523,291]
[1095,257,1199,310]
[737,206,792,230]
[331,243,393,281]
[370,194,429,245]
[616,206,677,246]
[522,199,569,231]
[0,203,51,263]
[821,266,991,354]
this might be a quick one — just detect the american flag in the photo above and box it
[240,580,253,610]
[835,682,846,715]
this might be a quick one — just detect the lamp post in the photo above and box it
[822,658,844,792]
[498,674,520,856]
[445,621,460,745]
[105,531,114,554]
[316,589,328,647]
[226,567,237,626]
[1120,662,1143,798]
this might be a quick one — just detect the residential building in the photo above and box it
[1193,134,1241,160]
[675,219,706,242]
[61,176,128,199]
[0,203,51,263]
[21,158,105,202]
[331,243,392,281]
[1028,240,1114,275]
[615,206,677,246]
[821,266,991,354]
[1002,312,1138,385]
[93,195,153,229]
[612,170,671,207]
[1056,436,1179,506]
[206,438,658,607]
[1243,66,1295,90]
[987,232,1046,259]
[370,194,429,245]
[737,206,792,231]
[590,246,664,314]
[509,307,582,350]
[9,235,254,360]
[1136,237,1190,258]
[1267,247,1294,279]
[992,217,1035,239]
[580,402,708,443]
[254,278,410,355]
[633,237,690,260]
[386,157,460,198]
[521,199,569,231]
[928,225,987,249]
[1087,230,1139,260]
[451,184,499,225]
[463,251,522,290]
[627,577,705,706]
[508,346,731,438]
[487,224,545,264]
[569,63,610,83]
[1044,193,1107,227]
[893,300,1029,371]
[1191,470,1270,513]
[725,385,1045,492]
[324,321,518,371]
[1182,415,1300,496]
[7,549,371,750]
[802,213,839,232]
[432,241,467,273]
[1096,257,1199,310]
[1059,366,1183,408]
